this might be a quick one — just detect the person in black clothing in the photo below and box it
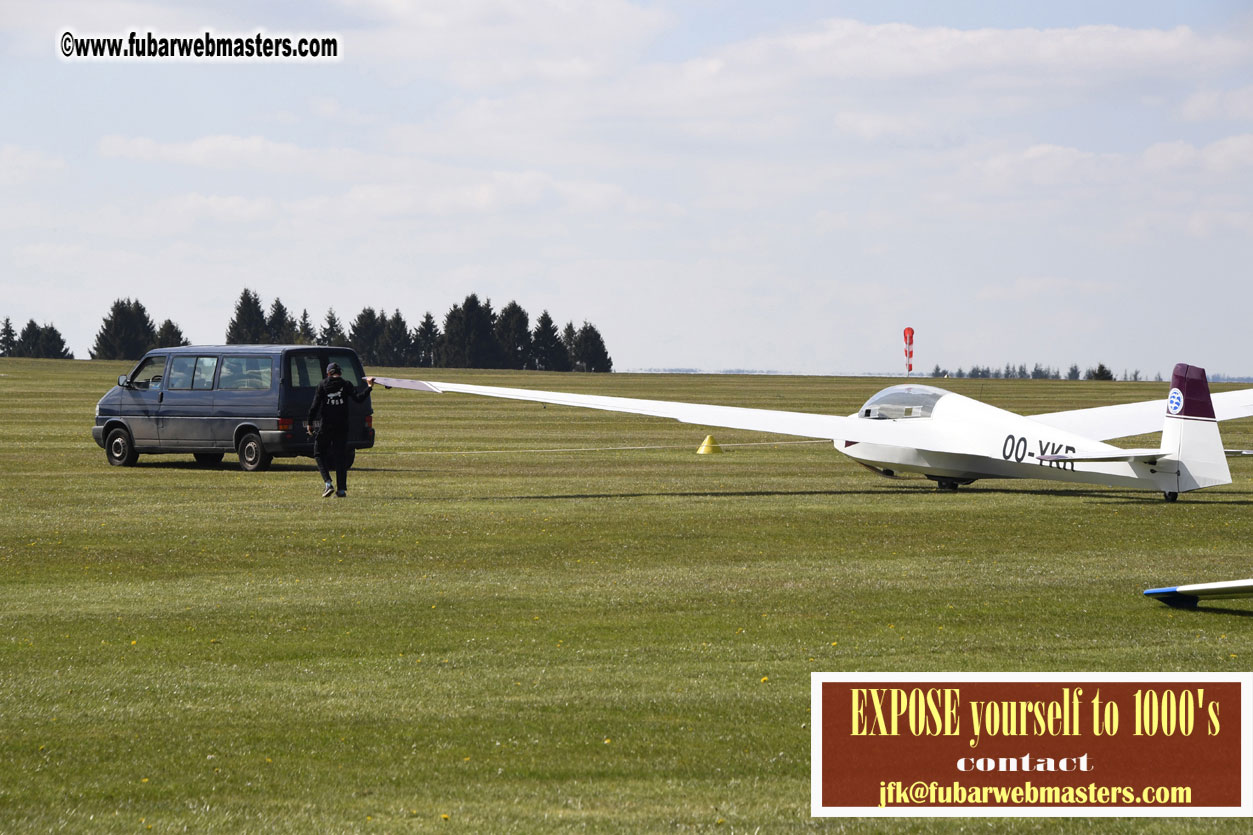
[306,362,375,497]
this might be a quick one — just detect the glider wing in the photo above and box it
[1144,578,1253,607]
[371,376,949,449]
[1029,388,1253,441]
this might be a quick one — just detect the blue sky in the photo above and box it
[3,1,1252,375]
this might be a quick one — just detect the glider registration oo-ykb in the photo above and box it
[374,362,1253,503]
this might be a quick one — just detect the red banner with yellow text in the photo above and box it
[811,672,1252,817]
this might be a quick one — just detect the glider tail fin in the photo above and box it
[1161,364,1231,492]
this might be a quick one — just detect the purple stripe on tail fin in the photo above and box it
[1169,363,1216,419]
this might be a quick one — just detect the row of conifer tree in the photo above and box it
[929,363,1152,381]
[0,317,74,359]
[0,304,1142,381]
[79,289,613,372]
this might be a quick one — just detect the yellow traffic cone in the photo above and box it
[697,435,722,454]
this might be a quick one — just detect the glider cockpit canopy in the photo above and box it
[858,384,948,420]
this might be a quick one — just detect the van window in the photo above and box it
[219,356,273,391]
[328,352,361,386]
[288,354,322,389]
[166,356,218,390]
[167,356,196,390]
[129,355,167,390]
[193,357,218,390]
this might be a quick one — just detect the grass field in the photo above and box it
[1,358,1250,833]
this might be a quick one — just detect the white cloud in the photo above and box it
[332,0,669,85]
[95,132,659,220]
[0,0,219,41]
[1184,210,1253,237]
[976,276,1112,302]
[379,18,1253,184]
[1141,135,1253,174]
[0,145,65,185]
[832,111,931,141]
[976,144,1119,189]
[714,20,1247,82]
[164,193,276,223]
[1181,85,1253,121]
[1198,134,1253,174]
[308,96,376,126]
[98,134,384,180]
[286,172,553,219]
[1141,140,1198,171]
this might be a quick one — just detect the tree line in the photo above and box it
[928,363,1159,382]
[0,317,73,359]
[80,289,614,372]
[0,301,194,360]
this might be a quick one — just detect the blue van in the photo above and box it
[93,345,374,471]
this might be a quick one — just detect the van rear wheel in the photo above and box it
[237,433,272,472]
[105,428,138,467]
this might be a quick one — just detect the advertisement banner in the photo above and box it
[812,672,1252,817]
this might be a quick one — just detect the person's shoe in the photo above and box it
[322,483,335,498]
[336,490,347,498]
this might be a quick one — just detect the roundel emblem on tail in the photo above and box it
[1167,387,1184,415]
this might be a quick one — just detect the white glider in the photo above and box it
[373,363,1253,502]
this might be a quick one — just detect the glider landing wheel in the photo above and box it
[1163,491,1179,503]
[927,475,975,492]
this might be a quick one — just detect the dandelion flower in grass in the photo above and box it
[760,676,769,683]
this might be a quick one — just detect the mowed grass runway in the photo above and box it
[1,358,1250,833]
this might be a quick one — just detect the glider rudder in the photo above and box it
[1160,364,1230,493]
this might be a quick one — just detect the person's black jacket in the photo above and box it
[307,376,370,433]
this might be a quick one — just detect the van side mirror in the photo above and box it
[118,375,130,388]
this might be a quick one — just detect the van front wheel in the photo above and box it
[106,428,138,467]
[237,433,272,472]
